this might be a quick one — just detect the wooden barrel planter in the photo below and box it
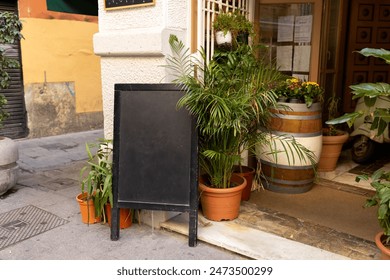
[258,102,322,194]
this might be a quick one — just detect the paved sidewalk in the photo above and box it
[0,130,245,260]
[0,129,352,260]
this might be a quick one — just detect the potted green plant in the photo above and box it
[78,138,132,228]
[0,11,23,196]
[318,93,349,172]
[213,11,236,46]
[77,139,112,224]
[232,10,253,45]
[213,10,253,48]
[357,170,390,259]
[327,48,390,258]
[166,33,312,219]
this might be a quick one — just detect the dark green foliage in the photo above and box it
[0,11,23,127]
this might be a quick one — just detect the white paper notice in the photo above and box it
[293,46,311,72]
[294,15,313,43]
[277,46,293,71]
[277,16,294,42]
[292,74,309,82]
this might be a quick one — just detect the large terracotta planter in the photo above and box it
[199,174,246,221]
[258,102,322,193]
[76,193,101,224]
[105,204,132,229]
[0,137,19,196]
[233,165,255,201]
[318,129,349,172]
[375,232,390,260]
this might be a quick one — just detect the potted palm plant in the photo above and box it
[0,11,23,196]
[166,33,296,220]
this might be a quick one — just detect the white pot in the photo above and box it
[0,137,19,195]
[215,30,232,45]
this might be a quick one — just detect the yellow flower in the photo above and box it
[304,81,319,86]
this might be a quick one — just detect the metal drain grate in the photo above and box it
[0,205,68,250]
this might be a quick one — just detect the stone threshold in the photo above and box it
[161,205,355,260]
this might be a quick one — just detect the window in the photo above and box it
[255,0,323,81]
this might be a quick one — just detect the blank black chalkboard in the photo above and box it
[105,0,154,10]
[111,84,198,247]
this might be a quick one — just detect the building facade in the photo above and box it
[0,0,103,139]
[94,0,390,141]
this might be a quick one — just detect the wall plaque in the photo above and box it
[105,0,155,10]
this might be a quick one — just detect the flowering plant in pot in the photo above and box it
[274,77,324,108]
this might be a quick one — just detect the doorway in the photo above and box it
[342,0,390,112]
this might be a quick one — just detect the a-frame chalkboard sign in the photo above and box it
[111,84,198,247]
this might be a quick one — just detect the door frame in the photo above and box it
[255,0,323,82]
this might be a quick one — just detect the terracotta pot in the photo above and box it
[233,165,255,201]
[375,232,390,260]
[199,174,246,221]
[318,129,349,172]
[76,193,101,224]
[105,204,132,229]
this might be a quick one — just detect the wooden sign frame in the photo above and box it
[110,83,198,247]
[104,0,155,11]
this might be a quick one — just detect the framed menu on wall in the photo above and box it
[105,0,155,10]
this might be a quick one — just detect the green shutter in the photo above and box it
[46,0,98,16]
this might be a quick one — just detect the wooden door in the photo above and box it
[343,0,390,112]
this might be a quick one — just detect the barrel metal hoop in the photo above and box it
[272,113,322,120]
[263,176,314,185]
[260,160,314,169]
[270,130,323,137]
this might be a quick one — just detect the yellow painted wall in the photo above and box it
[19,18,102,113]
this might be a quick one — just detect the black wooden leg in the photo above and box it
[188,208,198,247]
[110,206,120,241]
